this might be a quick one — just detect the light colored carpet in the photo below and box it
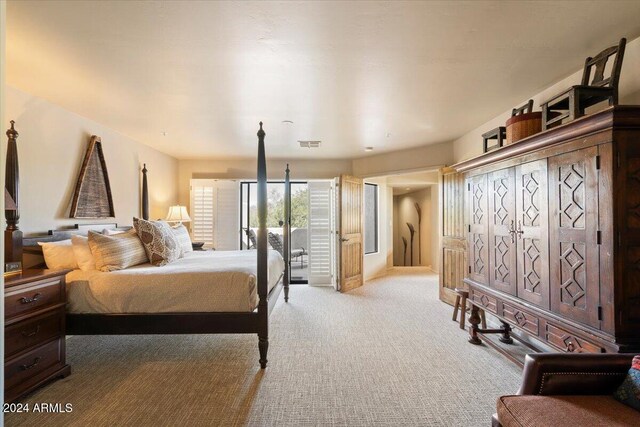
[6,270,522,427]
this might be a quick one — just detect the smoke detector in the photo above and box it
[298,140,322,148]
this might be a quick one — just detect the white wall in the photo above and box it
[453,36,640,163]
[352,140,452,177]
[6,86,179,234]
[363,177,393,281]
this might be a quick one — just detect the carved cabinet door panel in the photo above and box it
[487,168,517,295]
[549,147,600,328]
[468,174,489,285]
[515,160,550,308]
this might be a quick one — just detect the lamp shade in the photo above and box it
[166,205,191,222]
[5,188,17,211]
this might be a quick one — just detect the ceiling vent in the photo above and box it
[298,140,322,149]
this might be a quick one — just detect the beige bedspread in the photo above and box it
[65,250,284,313]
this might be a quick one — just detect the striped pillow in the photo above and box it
[171,224,193,255]
[133,218,182,266]
[88,229,149,272]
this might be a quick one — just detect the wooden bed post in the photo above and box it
[256,122,269,369]
[283,164,290,302]
[5,120,23,265]
[141,164,149,220]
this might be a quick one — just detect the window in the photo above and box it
[190,179,240,250]
[364,183,378,254]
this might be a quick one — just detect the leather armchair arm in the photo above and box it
[517,353,635,396]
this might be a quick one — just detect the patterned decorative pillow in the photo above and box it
[171,223,193,255]
[133,218,182,266]
[87,229,149,272]
[614,355,640,411]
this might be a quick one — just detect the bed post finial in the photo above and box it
[141,163,149,220]
[7,120,18,139]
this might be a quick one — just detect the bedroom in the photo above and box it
[2,1,640,426]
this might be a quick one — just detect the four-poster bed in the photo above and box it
[18,122,290,369]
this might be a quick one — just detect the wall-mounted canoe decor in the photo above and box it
[70,135,115,218]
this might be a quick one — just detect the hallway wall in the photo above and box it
[393,187,436,268]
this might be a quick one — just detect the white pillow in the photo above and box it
[171,224,193,255]
[103,228,126,236]
[71,235,97,271]
[38,239,78,270]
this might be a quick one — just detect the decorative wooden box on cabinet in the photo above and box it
[4,269,71,402]
[453,106,640,354]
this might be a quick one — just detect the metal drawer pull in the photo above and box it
[21,325,41,337]
[20,357,41,371]
[19,293,42,304]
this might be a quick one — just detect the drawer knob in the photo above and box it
[19,293,42,304]
[20,357,41,371]
[21,325,41,338]
[566,341,575,352]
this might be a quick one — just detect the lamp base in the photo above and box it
[192,242,205,251]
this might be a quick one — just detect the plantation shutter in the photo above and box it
[190,179,240,250]
[308,180,334,285]
[191,180,215,246]
[213,181,240,250]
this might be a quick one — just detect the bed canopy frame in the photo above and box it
[17,122,290,369]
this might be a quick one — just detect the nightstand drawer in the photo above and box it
[5,310,64,359]
[5,338,64,391]
[5,277,65,320]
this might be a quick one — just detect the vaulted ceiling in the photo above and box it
[7,1,640,159]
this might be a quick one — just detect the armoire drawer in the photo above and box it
[545,323,604,353]
[470,289,497,314]
[502,302,540,335]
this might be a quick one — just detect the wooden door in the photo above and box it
[439,168,467,305]
[338,175,364,292]
[487,168,517,295]
[515,160,549,309]
[549,147,600,328]
[467,173,489,286]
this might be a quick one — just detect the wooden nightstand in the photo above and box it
[4,269,71,402]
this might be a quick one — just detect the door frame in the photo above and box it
[239,180,309,284]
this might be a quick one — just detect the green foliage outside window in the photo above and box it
[249,187,308,228]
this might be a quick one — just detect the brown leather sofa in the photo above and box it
[493,353,640,426]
